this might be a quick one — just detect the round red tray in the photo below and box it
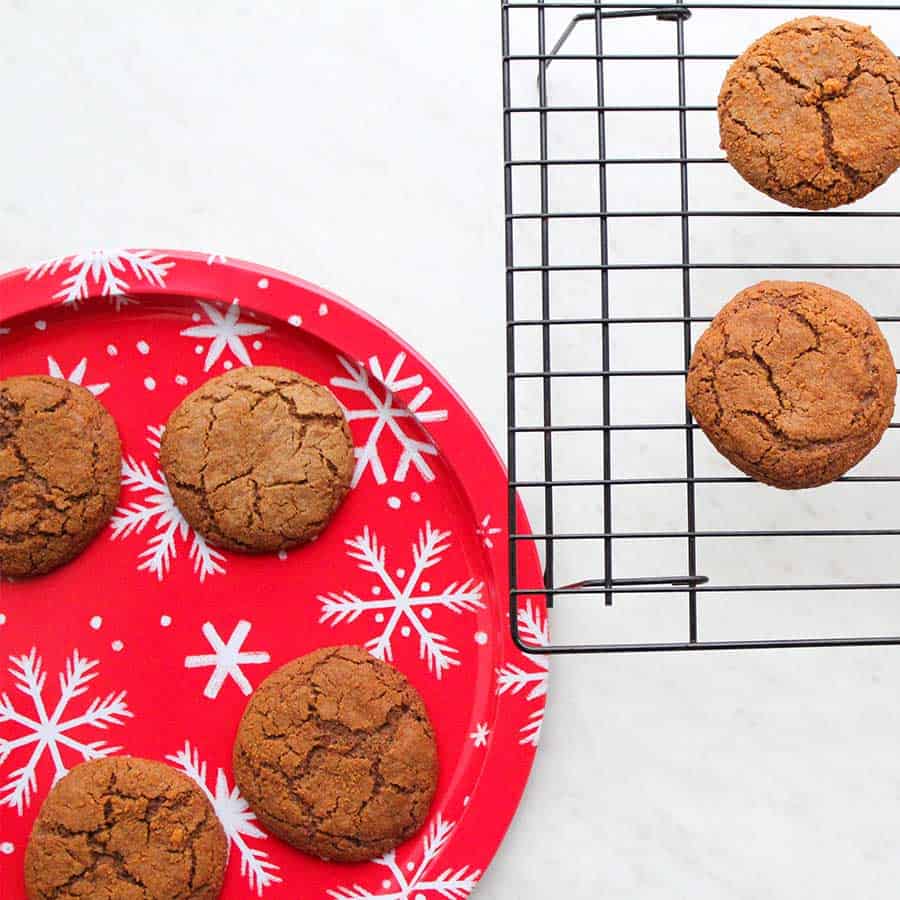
[0,250,547,898]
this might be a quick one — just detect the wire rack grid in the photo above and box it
[503,0,900,654]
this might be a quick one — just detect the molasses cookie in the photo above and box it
[687,281,896,488]
[0,375,121,577]
[719,17,900,209]
[24,757,228,900]
[160,366,354,553]
[233,645,439,862]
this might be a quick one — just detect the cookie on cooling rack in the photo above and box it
[718,17,900,209]
[159,366,354,553]
[24,757,228,900]
[686,280,896,489]
[233,645,439,862]
[0,375,121,578]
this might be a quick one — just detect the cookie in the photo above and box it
[686,281,896,489]
[718,17,900,209]
[24,756,228,900]
[0,375,121,577]
[233,645,439,862]
[159,366,354,553]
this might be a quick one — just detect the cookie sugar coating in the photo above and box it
[24,757,228,900]
[0,375,121,577]
[233,645,439,862]
[719,17,900,209]
[686,281,896,489]
[160,366,354,553]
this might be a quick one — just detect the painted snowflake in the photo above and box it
[26,249,173,309]
[469,723,490,748]
[330,353,448,487]
[184,621,270,700]
[47,354,109,396]
[109,425,226,582]
[180,299,269,372]
[328,814,480,900]
[475,514,502,550]
[167,741,281,895]
[496,601,549,747]
[318,523,484,679]
[0,648,132,814]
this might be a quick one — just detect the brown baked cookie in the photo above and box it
[687,281,896,489]
[233,645,439,862]
[24,756,228,900]
[159,366,354,553]
[0,375,121,578]
[719,17,900,209]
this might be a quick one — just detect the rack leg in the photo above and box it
[539,5,691,84]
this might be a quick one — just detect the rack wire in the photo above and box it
[503,0,900,653]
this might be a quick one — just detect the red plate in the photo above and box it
[0,251,547,898]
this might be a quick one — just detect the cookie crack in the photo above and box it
[248,477,262,528]
[721,346,790,413]
[167,477,256,551]
[731,405,868,455]
[197,397,221,484]
[756,59,811,93]
[819,103,862,184]
[752,58,866,185]
[723,109,780,189]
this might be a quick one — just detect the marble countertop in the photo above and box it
[5,2,900,897]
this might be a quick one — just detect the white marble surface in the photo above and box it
[5,2,900,897]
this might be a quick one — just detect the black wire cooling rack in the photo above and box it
[503,1,900,654]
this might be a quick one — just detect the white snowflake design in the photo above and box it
[469,723,490,748]
[109,425,226,582]
[318,523,484,680]
[0,649,132,814]
[180,299,269,372]
[475,514,502,550]
[496,601,549,747]
[328,814,480,900]
[205,253,228,265]
[47,355,109,396]
[330,353,448,487]
[167,741,281,895]
[184,621,270,700]
[26,249,173,309]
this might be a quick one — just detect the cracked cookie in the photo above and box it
[159,366,354,553]
[687,281,896,489]
[233,645,439,862]
[719,17,900,209]
[24,756,228,900]
[0,375,121,578]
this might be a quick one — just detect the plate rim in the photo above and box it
[0,248,548,897]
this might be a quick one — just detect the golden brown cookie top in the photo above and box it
[718,17,900,209]
[159,366,354,553]
[24,757,228,900]
[233,645,439,863]
[0,375,121,578]
[686,281,896,488]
